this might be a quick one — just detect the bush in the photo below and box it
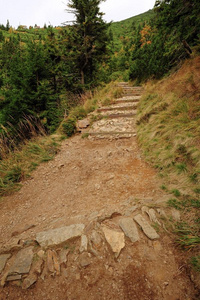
[62,118,76,137]
[69,106,87,120]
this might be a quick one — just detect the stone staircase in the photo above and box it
[83,82,143,140]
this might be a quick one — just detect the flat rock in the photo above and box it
[142,207,161,225]
[101,225,125,258]
[134,214,159,240]
[148,209,161,225]
[0,254,11,273]
[22,273,37,289]
[119,218,140,243]
[36,224,85,248]
[59,249,70,264]
[0,237,22,254]
[79,253,91,268]
[77,119,90,129]
[80,235,88,253]
[90,230,102,250]
[6,274,22,281]
[7,247,34,276]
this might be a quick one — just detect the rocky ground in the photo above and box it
[0,83,199,299]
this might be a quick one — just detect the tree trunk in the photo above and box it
[81,70,85,85]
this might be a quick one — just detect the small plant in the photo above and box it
[81,133,89,139]
[62,118,76,137]
[176,163,187,173]
[191,256,200,272]
[167,198,182,210]
[69,106,87,120]
[171,189,181,197]
[160,184,168,191]
[4,165,24,183]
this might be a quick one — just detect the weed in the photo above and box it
[82,133,89,139]
[167,198,182,210]
[4,165,24,183]
[191,256,200,272]
[69,106,87,120]
[160,184,168,191]
[176,235,200,250]
[171,189,181,197]
[176,163,187,173]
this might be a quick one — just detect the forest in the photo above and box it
[0,0,200,145]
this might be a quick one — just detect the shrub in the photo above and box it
[62,118,76,137]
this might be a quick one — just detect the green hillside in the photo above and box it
[110,9,155,50]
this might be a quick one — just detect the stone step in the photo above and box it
[114,99,140,104]
[123,92,142,96]
[87,131,137,139]
[97,105,137,112]
[122,87,143,91]
[87,131,136,136]
[105,113,136,119]
[116,96,141,101]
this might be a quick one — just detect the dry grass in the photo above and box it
[0,134,61,197]
[137,56,200,195]
[136,55,200,267]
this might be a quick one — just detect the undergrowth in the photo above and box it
[59,81,123,137]
[0,136,60,197]
[136,55,200,272]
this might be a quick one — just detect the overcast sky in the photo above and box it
[1,0,156,28]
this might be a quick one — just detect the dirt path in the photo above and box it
[0,83,199,299]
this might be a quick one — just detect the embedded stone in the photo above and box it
[119,218,140,243]
[101,225,125,258]
[79,253,91,268]
[36,224,85,248]
[90,230,102,249]
[0,254,11,273]
[80,235,88,253]
[59,249,70,264]
[6,274,22,281]
[77,119,90,129]
[22,273,37,289]
[7,247,34,276]
[134,214,159,240]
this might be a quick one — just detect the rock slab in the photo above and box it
[101,226,125,258]
[0,254,11,273]
[8,247,34,276]
[134,214,159,240]
[119,218,140,243]
[36,224,85,248]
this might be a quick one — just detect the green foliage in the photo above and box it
[128,0,200,82]
[0,136,60,197]
[191,256,200,272]
[62,118,76,137]
[66,0,109,85]
[69,106,87,120]
[171,189,181,197]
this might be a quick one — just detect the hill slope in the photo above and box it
[110,9,155,50]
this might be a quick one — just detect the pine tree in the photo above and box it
[66,0,109,85]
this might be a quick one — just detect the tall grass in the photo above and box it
[136,56,200,270]
[0,116,61,197]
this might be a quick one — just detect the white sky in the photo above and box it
[1,0,156,28]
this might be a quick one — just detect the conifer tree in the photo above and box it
[66,0,109,85]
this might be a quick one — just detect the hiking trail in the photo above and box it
[0,83,198,299]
